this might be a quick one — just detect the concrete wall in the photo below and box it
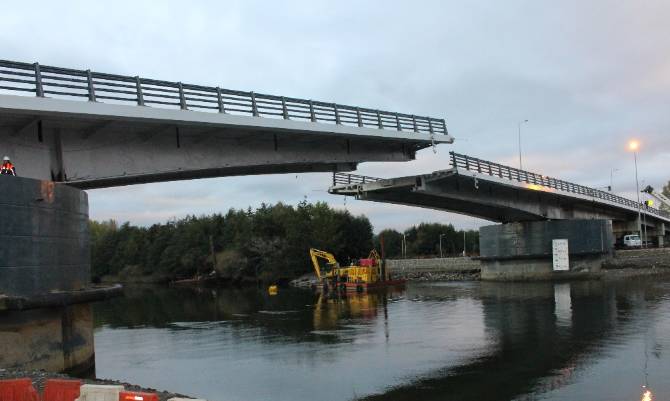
[480,219,614,259]
[387,257,480,273]
[0,176,90,296]
[479,220,614,280]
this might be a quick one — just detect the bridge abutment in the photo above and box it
[479,220,614,281]
[0,176,97,374]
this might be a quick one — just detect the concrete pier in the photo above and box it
[479,220,614,280]
[0,176,97,374]
[0,176,90,296]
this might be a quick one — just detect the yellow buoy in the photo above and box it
[268,285,278,295]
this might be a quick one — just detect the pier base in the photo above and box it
[0,176,95,374]
[479,220,614,281]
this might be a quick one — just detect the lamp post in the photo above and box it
[518,119,528,170]
[439,233,445,258]
[610,168,619,191]
[628,140,642,247]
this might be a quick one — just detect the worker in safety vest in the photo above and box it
[1,156,16,176]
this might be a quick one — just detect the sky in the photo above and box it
[1,0,669,232]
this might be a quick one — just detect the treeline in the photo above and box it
[90,201,373,283]
[374,223,479,259]
[90,201,480,284]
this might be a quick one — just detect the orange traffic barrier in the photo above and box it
[0,378,39,401]
[119,391,159,401]
[42,379,82,401]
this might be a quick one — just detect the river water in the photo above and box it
[92,278,670,401]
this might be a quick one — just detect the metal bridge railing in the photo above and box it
[332,172,380,186]
[450,152,670,219]
[0,60,448,136]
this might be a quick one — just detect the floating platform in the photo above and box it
[319,279,406,293]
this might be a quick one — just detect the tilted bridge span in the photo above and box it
[0,60,451,188]
[330,152,670,232]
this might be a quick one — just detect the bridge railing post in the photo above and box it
[33,63,44,97]
[412,115,418,132]
[395,113,401,131]
[356,108,363,127]
[216,87,226,113]
[86,70,96,102]
[250,91,259,116]
[135,76,145,106]
[282,97,289,119]
[178,83,187,110]
[309,100,316,122]
[334,103,340,124]
[377,110,383,129]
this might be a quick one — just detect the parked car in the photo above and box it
[623,234,642,248]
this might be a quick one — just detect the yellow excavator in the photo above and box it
[309,248,403,292]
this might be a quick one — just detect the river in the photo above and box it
[92,278,670,401]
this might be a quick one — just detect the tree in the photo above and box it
[663,181,670,211]
[374,229,403,258]
[89,201,376,283]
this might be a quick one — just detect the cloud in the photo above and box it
[2,0,669,231]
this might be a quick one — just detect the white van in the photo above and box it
[623,234,642,248]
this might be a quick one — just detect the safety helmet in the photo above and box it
[2,156,9,162]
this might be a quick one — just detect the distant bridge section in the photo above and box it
[330,152,669,241]
[0,60,452,188]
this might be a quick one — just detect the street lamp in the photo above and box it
[628,140,643,247]
[518,119,528,170]
[609,168,619,191]
[439,233,445,258]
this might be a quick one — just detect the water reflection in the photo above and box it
[93,279,670,401]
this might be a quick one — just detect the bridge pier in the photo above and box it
[479,220,614,281]
[650,222,666,247]
[0,176,98,374]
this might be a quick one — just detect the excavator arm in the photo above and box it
[309,248,340,280]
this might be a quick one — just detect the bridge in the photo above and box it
[330,152,670,279]
[330,152,670,227]
[0,60,451,188]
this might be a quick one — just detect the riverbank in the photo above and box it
[0,369,193,401]
[387,248,670,282]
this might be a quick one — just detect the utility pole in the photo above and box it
[439,233,445,258]
[463,230,467,257]
[518,119,528,170]
[629,140,643,247]
[610,168,619,191]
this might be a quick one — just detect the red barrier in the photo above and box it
[42,379,82,401]
[0,378,39,401]
[119,391,159,401]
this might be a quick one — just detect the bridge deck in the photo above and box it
[330,152,670,226]
[0,60,452,187]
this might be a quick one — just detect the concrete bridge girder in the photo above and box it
[337,169,669,232]
[419,174,631,223]
[0,95,450,188]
